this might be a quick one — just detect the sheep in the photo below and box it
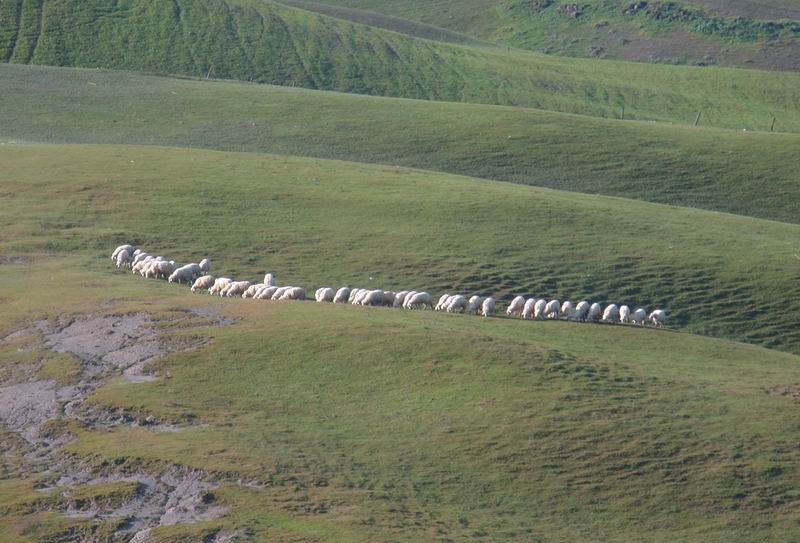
[271,286,290,300]
[360,289,385,306]
[316,287,336,303]
[334,287,351,304]
[382,291,396,306]
[243,283,265,298]
[602,304,619,323]
[115,249,132,268]
[533,299,547,320]
[393,291,409,307]
[481,297,495,317]
[353,289,370,305]
[133,249,143,257]
[255,286,278,300]
[649,309,666,328]
[223,281,251,297]
[401,291,419,309]
[191,275,215,293]
[632,307,647,326]
[132,252,150,266]
[467,295,483,315]
[619,305,631,324]
[545,300,560,320]
[348,288,361,303]
[111,244,135,261]
[279,287,305,301]
[132,257,154,275]
[446,295,466,313]
[168,264,200,284]
[561,301,575,320]
[406,292,432,310]
[263,273,274,287]
[145,260,175,279]
[522,298,536,320]
[208,277,232,296]
[435,294,451,311]
[506,296,526,318]
[587,303,602,322]
[199,258,211,273]
[574,301,590,321]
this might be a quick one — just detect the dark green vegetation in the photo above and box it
[3,143,800,354]
[307,0,800,70]
[2,64,800,224]
[2,0,800,128]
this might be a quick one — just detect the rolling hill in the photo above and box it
[305,0,800,70]
[2,64,800,225]
[3,143,799,354]
[1,142,800,540]
[1,0,800,131]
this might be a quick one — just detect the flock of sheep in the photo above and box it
[111,244,667,327]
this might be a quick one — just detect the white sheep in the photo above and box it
[334,287,351,304]
[393,291,409,307]
[406,292,432,310]
[168,264,198,284]
[481,297,495,317]
[561,301,575,320]
[353,289,370,305]
[446,295,466,313]
[360,290,385,306]
[545,300,560,320]
[208,277,232,296]
[132,257,153,275]
[264,273,274,287]
[649,309,666,328]
[602,304,619,323]
[199,258,211,273]
[467,295,483,315]
[145,260,175,279]
[402,291,419,309]
[255,286,279,300]
[279,287,305,301]
[587,303,602,322]
[348,288,361,303]
[435,294,451,311]
[533,299,547,320]
[506,296,526,317]
[243,283,265,298]
[223,281,251,297]
[619,305,631,324]
[111,244,135,261]
[132,252,150,266]
[522,298,536,320]
[574,301,590,321]
[191,275,215,293]
[316,287,336,303]
[271,286,290,300]
[382,291,396,306]
[632,308,647,326]
[115,249,132,268]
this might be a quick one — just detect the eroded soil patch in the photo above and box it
[0,308,232,540]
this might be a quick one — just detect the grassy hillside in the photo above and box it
[3,64,799,225]
[2,143,800,355]
[1,1,800,130]
[309,0,800,70]
[3,237,800,540]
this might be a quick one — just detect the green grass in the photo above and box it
[2,257,800,540]
[2,64,800,224]
[2,142,799,356]
[308,0,800,69]
[1,0,800,130]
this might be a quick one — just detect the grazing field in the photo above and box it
[2,64,800,224]
[2,249,800,540]
[2,143,799,355]
[2,1,800,129]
